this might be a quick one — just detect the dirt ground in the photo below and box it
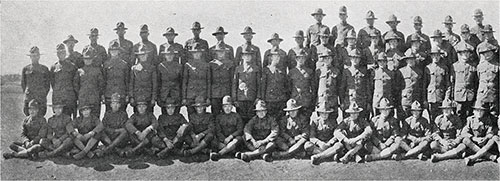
[1,83,499,180]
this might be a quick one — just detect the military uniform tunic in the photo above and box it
[331,22,354,48]
[129,62,158,102]
[22,115,47,143]
[424,63,451,103]
[278,114,310,141]
[306,23,330,47]
[235,43,262,67]
[182,61,210,101]
[476,60,499,104]
[451,61,477,102]
[157,114,188,140]
[309,116,337,142]
[288,66,315,109]
[133,41,158,65]
[244,115,279,141]
[109,38,135,66]
[159,42,185,64]
[371,67,398,110]
[341,66,371,111]
[288,46,317,70]
[47,114,72,139]
[370,115,401,142]
[50,60,78,107]
[75,66,105,108]
[315,66,341,109]
[83,44,107,67]
[102,110,128,136]
[397,66,425,107]
[103,57,130,99]
[21,63,50,116]
[215,112,244,140]
[262,48,289,72]
[157,61,183,106]
[358,26,382,49]
[433,114,462,140]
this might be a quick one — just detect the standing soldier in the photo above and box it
[475,42,499,116]
[341,49,372,120]
[185,22,210,62]
[400,101,432,160]
[129,45,158,113]
[184,96,214,156]
[63,35,84,68]
[424,47,452,121]
[305,101,342,165]
[109,22,135,67]
[209,26,235,115]
[288,49,315,117]
[451,42,478,121]
[306,8,329,48]
[157,48,183,114]
[442,15,461,46]
[210,96,244,161]
[125,100,158,157]
[82,28,107,67]
[429,100,465,162]
[182,43,211,114]
[339,30,373,68]
[357,10,382,49]
[95,93,129,157]
[159,27,185,65]
[50,44,79,118]
[462,102,499,166]
[330,5,354,48]
[478,25,499,54]
[335,102,372,163]
[75,48,105,118]
[232,47,261,122]
[406,16,431,55]
[396,53,425,119]
[22,46,50,116]
[289,30,316,71]
[315,29,340,69]
[133,24,158,66]
[385,31,405,71]
[104,42,130,112]
[383,14,406,53]
[272,99,310,159]
[235,26,261,67]
[39,104,74,158]
[69,105,103,159]
[260,50,290,118]
[314,49,341,116]
[430,29,458,67]
[371,53,398,116]
[406,34,430,69]
[470,9,485,42]
[458,24,481,65]
[366,31,384,68]
[237,100,278,162]
[263,33,289,71]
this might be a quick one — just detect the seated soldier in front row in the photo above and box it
[335,102,372,164]
[68,104,103,160]
[210,96,244,161]
[152,98,190,158]
[305,101,342,165]
[273,99,310,159]
[3,100,47,159]
[237,100,279,162]
[95,93,129,157]
[184,96,215,156]
[125,100,158,157]
[39,104,75,158]
[400,101,432,160]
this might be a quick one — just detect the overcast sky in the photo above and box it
[1,0,499,75]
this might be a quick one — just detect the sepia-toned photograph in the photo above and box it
[1,0,499,179]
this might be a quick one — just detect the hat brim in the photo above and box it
[473,106,488,110]
[410,108,424,111]
[63,40,79,44]
[192,103,208,107]
[79,106,93,110]
[283,106,302,111]
[430,35,445,38]
[366,17,378,20]
[316,109,334,113]
[386,20,401,24]
[293,36,305,38]
[136,102,148,105]
[267,38,284,43]
[191,27,205,30]
[481,30,495,33]
[135,50,152,55]
[189,49,206,52]
[376,106,394,109]
[345,108,363,113]
[254,108,267,111]
[212,32,228,36]
[26,53,43,56]
[438,106,453,109]
[241,32,256,35]
[443,22,457,24]
[114,27,128,30]
[163,33,179,36]
[87,33,100,36]
[311,13,326,16]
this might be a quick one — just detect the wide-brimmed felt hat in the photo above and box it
[293,30,305,38]
[376,98,394,109]
[410,101,424,111]
[455,41,474,53]
[241,26,256,35]
[192,95,208,107]
[267,33,283,43]
[443,15,456,24]
[429,46,445,55]
[345,102,363,113]
[191,21,204,30]
[386,14,401,24]
[338,6,347,15]
[472,101,488,110]
[114,22,128,30]
[315,101,333,113]
[212,26,228,36]
[88,28,100,36]
[439,99,455,109]
[413,16,423,24]
[430,29,445,38]
[283,99,302,111]
[473,9,484,17]
[63,35,78,44]
[162,27,178,36]
[477,42,498,54]
[460,24,470,33]
[311,8,326,16]
[365,10,377,20]
[481,24,495,33]
[222,95,233,105]
[254,99,267,111]
[110,93,122,103]
[384,31,401,41]
[78,104,93,110]
[164,98,178,108]
[139,24,149,33]
[26,46,43,56]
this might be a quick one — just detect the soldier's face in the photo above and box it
[84,58,93,65]
[295,37,304,45]
[347,38,356,46]
[140,32,149,40]
[166,107,175,115]
[89,35,98,42]
[53,107,63,115]
[288,110,298,118]
[318,112,329,120]
[296,56,306,65]
[165,34,176,42]
[370,36,380,44]
[192,52,203,59]
[137,104,147,114]
[82,109,91,118]
[195,106,205,114]
[223,105,232,114]
[116,29,126,36]
[377,60,387,68]
[28,108,39,116]
[270,40,280,47]
[350,113,359,120]
[29,54,40,62]
[432,37,443,44]
[388,39,398,49]
[351,57,361,66]
[256,110,267,118]
[411,41,421,50]
[314,15,323,22]
[192,29,201,37]
[320,36,329,45]
[473,16,483,23]
[242,54,252,63]
[380,109,391,117]
[65,42,76,49]
[444,24,453,30]
[442,108,452,116]
[414,24,422,31]
[243,34,253,41]
[215,34,225,41]
[366,19,374,26]
[458,51,471,61]
[407,59,417,67]
[388,22,398,29]
[110,50,119,57]
[321,56,333,65]
[164,54,175,62]
[57,50,67,60]
[474,109,485,118]
[138,54,148,62]
[431,54,441,62]
[111,102,120,112]
[484,32,493,40]
[411,110,422,118]
[481,51,495,60]
[461,32,471,39]
[339,14,348,21]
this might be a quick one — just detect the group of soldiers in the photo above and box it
[4,6,500,166]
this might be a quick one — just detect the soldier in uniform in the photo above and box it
[400,101,432,160]
[470,9,485,42]
[305,101,341,165]
[63,35,84,69]
[335,102,373,164]
[235,26,261,67]
[462,102,499,166]
[443,15,461,46]
[314,49,341,116]
[430,29,458,67]
[272,99,310,159]
[341,49,372,120]
[424,47,452,121]
[366,32,384,69]
[288,49,315,117]
[133,24,158,66]
[129,44,158,113]
[315,28,340,69]
[95,93,129,157]
[210,96,244,161]
[22,46,50,116]
[396,53,425,119]
[339,30,374,68]
[371,53,398,116]
[209,26,235,114]
[182,43,211,114]
[69,105,103,159]
[260,50,290,118]
[458,24,481,65]
[109,22,135,67]
[306,8,329,48]
[475,42,499,116]
[185,22,210,62]
[263,33,289,71]
[75,48,105,118]
[478,25,499,56]
[157,47,183,114]
[3,100,47,159]
[237,100,278,162]
[357,10,382,49]
[406,32,430,69]
[385,31,405,71]
[330,6,354,48]
[125,100,158,157]
[50,43,79,118]
[383,14,406,53]
[159,27,185,65]
[152,98,191,158]
[39,104,74,158]
[365,98,404,161]
[104,42,130,112]
[429,99,466,162]
[451,42,478,121]
[232,47,261,123]
[184,96,215,156]
[289,30,316,71]
[406,16,431,56]
[82,28,107,67]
